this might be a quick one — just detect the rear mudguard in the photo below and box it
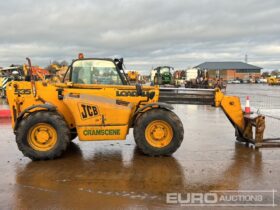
[14,103,57,132]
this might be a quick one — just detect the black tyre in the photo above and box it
[70,128,78,141]
[133,109,184,156]
[16,111,70,160]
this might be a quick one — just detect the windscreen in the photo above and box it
[71,60,122,85]
[160,67,170,73]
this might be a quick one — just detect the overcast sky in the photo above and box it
[0,0,279,73]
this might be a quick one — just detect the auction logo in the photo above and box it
[166,190,277,207]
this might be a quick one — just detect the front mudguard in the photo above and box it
[132,102,174,126]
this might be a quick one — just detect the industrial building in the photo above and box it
[195,62,262,81]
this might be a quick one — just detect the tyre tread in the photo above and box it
[16,111,70,160]
[133,109,184,156]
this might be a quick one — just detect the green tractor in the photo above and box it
[152,66,173,85]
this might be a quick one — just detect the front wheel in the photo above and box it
[133,109,184,156]
[16,111,70,160]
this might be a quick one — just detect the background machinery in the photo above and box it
[173,70,186,87]
[267,76,280,85]
[151,66,173,85]
[185,69,226,89]
[0,66,25,98]
[0,64,50,98]
[23,64,50,81]
[48,64,69,82]
[127,70,139,84]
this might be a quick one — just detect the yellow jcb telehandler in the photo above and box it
[6,56,184,160]
[5,54,275,161]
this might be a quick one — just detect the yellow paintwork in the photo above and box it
[63,94,133,140]
[214,88,225,107]
[214,88,244,131]
[6,80,159,142]
[220,96,245,131]
[28,123,57,151]
[145,120,173,148]
[267,77,280,85]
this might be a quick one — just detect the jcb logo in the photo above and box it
[78,103,99,120]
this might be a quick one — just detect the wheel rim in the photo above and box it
[145,120,173,148]
[28,123,57,151]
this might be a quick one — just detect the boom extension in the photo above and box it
[214,89,279,147]
[158,87,279,147]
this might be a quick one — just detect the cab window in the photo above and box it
[71,60,122,85]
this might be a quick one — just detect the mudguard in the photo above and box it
[132,102,174,125]
[134,102,173,115]
[14,103,57,132]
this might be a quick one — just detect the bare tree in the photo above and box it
[261,71,270,78]
[271,70,279,76]
[60,60,69,67]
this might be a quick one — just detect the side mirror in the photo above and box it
[114,58,124,70]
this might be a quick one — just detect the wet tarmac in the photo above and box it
[0,84,279,209]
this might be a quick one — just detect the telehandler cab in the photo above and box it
[6,55,184,160]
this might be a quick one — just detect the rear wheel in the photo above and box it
[133,109,184,156]
[16,111,70,160]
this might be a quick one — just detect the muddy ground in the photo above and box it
[0,84,279,209]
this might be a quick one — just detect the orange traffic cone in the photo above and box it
[245,96,251,114]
